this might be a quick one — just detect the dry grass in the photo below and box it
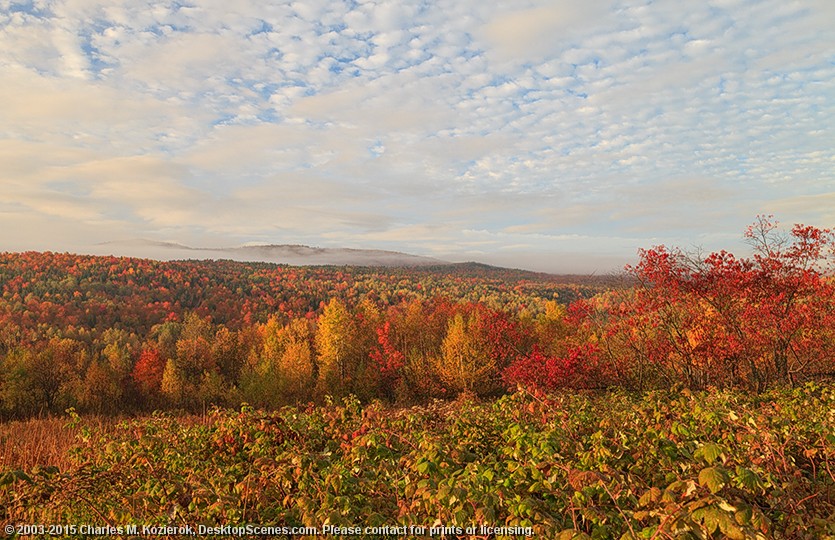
[0,415,119,471]
[0,411,216,472]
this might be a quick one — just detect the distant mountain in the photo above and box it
[98,239,197,250]
[95,239,448,267]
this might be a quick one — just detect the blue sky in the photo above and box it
[1,0,833,272]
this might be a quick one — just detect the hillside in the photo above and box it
[94,239,449,267]
[1,217,834,418]
[0,251,609,418]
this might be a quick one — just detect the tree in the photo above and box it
[315,299,358,397]
[160,359,187,407]
[80,360,122,414]
[531,300,570,357]
[277,318,316,403]
[36,338,84,413]
[239,316,284,408]
[395,298,452,400]
[132,347,166,404]
[100,328,136,409]
[370,321,406,400]
[435,312,495,395]
[502,343,599,391]
[173,313,216,403]
[579,217,835,391]
[211,326,241,382]
[0,349,40,417]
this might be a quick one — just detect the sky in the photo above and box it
[1,0,833,273]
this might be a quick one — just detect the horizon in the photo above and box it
[1,0,833,274]
[1,241,617,277]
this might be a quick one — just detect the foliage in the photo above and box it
[316,299,359,398]
[0,217,833,417]
[517,217,835,392]
[0,252,601,417]
[2,385,833,539]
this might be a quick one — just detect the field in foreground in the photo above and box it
[2,385,833,540]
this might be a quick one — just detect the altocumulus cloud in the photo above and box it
[0,0,833,272]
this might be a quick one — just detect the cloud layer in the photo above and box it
[1,0,833,272]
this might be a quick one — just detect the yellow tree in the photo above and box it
[238,316,284,408]
[390,298,453,401]
[261,315,284,368]
[435,312,495,395]
[211,326,241,382]
[278,318,316,403]
[160,358,186,406]
[535,300,569,356]
[315,298,357,397]
[172,313,215,407]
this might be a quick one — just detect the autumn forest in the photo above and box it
[1,217,833,419]
[0,249,605,418]
[2,217,834,538]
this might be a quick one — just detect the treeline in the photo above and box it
[0,253,598,418]
[1,217,833,418]
[0,297,570,417]
[0,252,596,336]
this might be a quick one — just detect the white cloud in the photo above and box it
[0,0,832,272]
[480,1,616,62]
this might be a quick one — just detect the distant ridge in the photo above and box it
[95,239,448,268]
[98,239,196,250]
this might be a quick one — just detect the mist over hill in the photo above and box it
[94,239,449,268]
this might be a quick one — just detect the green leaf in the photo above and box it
[695,442,725,464]
[701,507,721,535]
[699,466,729,493]
[733,504,753,525]
[0,472,14,486]
[661,489,677,503]
[734,466,760,491]
[591,524,611,540]
[557,531,592,540]
[13,470,33,484]
[637,526,658,539]
[719,515,747,540]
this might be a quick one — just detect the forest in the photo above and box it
[0,217,833,419]
[1,217,835,538]
[0,248,611,418]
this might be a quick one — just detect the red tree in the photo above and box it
[503,343,600,391]
[370,321,406,396]
[132,347,165,397]
[583,217,835,391]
